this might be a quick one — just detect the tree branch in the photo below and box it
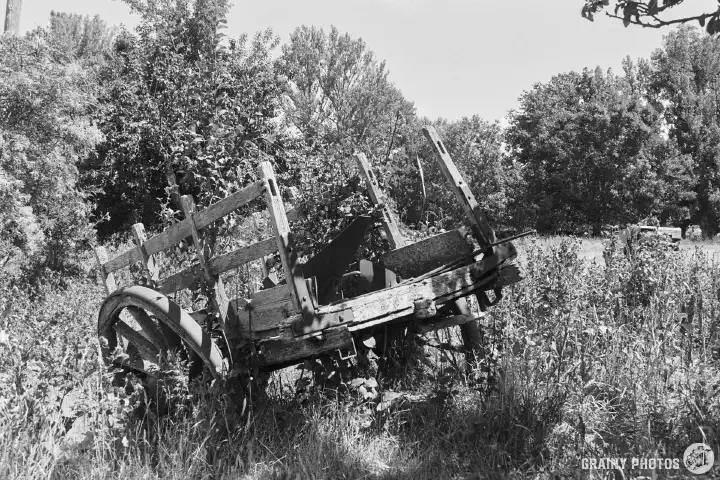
[605,10,718,29]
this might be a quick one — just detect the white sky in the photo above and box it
[10,0,718,122]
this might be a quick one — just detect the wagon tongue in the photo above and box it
[301,215,374,304]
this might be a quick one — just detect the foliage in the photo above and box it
[386,115,518,231]
[88,0,287,239]
[42,12,118,62]
[582,0,720,35]
[647,26,720,236]
[3,238,720,478]
[276,25,414,158]
[506,65,686,235]
[0,36,101,275]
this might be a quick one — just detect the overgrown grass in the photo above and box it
[1,237,719,479]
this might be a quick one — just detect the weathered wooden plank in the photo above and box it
[258,161,314,335]
[131,223,160,285]
[256,325,353,367]
[141,219,193,261]
[194,180,265,231]
[422,126,496,249]
[229,296,288,339]
[158,264,202,295]
[379,228,473,278]
[103,248,142,275]
[252,284,292,307]
[104,181,266,274]
[94,246,117,294]
[211,237,277,275]
[354,153,405,249]
[157,238,278,295]
[287,256,512,334]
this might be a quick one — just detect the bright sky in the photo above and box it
[12,0,718,123]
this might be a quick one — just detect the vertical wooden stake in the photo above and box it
[131,223,160,286]
[422,126,496,250]
[181,195,235,339]
[257,161,316,336]
[354,153,406,250]
[94,246,117,295]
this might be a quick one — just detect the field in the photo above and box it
[1,235,719,479]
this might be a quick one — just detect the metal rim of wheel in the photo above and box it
[97,285,226,382]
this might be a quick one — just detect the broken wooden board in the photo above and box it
[256,325,353,368]
[379,228,473,278]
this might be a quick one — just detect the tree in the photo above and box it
[385,115,516,232]
[0,35,101,274]
[647,26,720,236]
[89,0,287,239]
[276,25,414,158]
[44,12,118,61]
[506,66,677,235]
[582,0,720,35]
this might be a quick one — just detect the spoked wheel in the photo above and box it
[98,286,226,397]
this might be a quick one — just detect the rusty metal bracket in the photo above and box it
[337,335,357,360]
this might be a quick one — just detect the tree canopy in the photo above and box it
[5,0,720,287]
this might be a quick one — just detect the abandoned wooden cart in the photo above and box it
[94,126,525,382]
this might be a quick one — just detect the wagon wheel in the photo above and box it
[98,286,226,398]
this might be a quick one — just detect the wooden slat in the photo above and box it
[251,284,292,307]
[158,263,203,295]
[256,325,353,367]
[194,180,265,231]
[94,246,117,294]
[211,237,277,275]
[258,161,315,334]
[379,228,472,278]
[141,219,193,261]
[354,153,405,249]
[157,237,278,295]
[181,195,235,338]
[103,180,265,274]
[131,223,160,285]
[103,248,142,275]
[422,126,496,249]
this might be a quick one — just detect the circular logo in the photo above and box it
[683,443,715,475]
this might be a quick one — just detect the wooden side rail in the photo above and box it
[99,182,304,278]
[354,153,406,249]
[101,180,265,275]
[157,237,278,294]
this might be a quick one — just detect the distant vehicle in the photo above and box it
[619,225,682,251]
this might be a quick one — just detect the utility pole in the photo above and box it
[4,0,22,36]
